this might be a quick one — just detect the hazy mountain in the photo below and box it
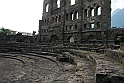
[111,8,124,28]
[112,8,121,16]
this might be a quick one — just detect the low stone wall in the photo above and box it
[105,49,124,65]
[70,50,97,68]
[63,50,97,83]
[63,50,97,71]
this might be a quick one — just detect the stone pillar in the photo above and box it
[120,42,124,50]
[101,31,106,44]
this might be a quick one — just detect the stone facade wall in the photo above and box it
[39,0,123,45]
[107,28,124,44]
[39,0,111,44]
[0,34,7,44]
[0,34,33,44]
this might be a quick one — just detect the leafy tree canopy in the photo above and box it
[0,27,10,35]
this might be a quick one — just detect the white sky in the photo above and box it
[0,0,124,33]
[111,0,124,13]
[0,0,43,33]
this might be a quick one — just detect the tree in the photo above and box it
[0,27,10,35]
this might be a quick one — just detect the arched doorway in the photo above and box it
[50,35,58,44]
[87,35,96,44]
[68,36,75,43]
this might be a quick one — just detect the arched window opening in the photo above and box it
[45,19,47,25]
[91,8,94,16]
[70,12,74,20]
[70,37,74,43]
[46,29,48,32]
[50,35,58,43]
[72,13,74,20]
[74,11,78,19]
[89,9,91,16]
[67,26,70,30]
[57,0,60,8]
[97,22,100,28]
[47,18,49,24]
[71,0,75,5]
[59,15,61,22]
[84,24,87,29]
[57,16,59,23]
[75,25,77,30]
[66,14,69,21]
[46,19,47,24]
[55,17,57,23]
[84,9,88,17]
[65,26,68,31]
[45,29,46,33]
[70,26,71,30]
[55,16,58,23]
[97,6,101,15]
[46,4,49,12]
[90,23,94,28]
[76,12,78,19]
[47,29,48,32]
[70,26,74,30]
[44,29,45,33]
[52,17,55,23]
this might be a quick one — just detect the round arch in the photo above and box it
[87,35,96,44]
[50,35,58,43]
[67,36,75,43]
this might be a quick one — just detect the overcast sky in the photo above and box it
[0,0,124,33]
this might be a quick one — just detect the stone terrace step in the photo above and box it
[68,49,124,77]
[63,52,95,83]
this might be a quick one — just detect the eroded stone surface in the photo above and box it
[0,53,91,83]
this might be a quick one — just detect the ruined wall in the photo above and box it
[81,0,111,44]
[107,28,124,44]
[39,0,112,45]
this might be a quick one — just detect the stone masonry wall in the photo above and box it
[39,0,112,45]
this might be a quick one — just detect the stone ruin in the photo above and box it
[0,0,124,83]
[39,0,124,45]
[38,0,124,83]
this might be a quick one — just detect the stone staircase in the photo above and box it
[63,49,124,83]
[63,52,95,83]
[0,42,124,83]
